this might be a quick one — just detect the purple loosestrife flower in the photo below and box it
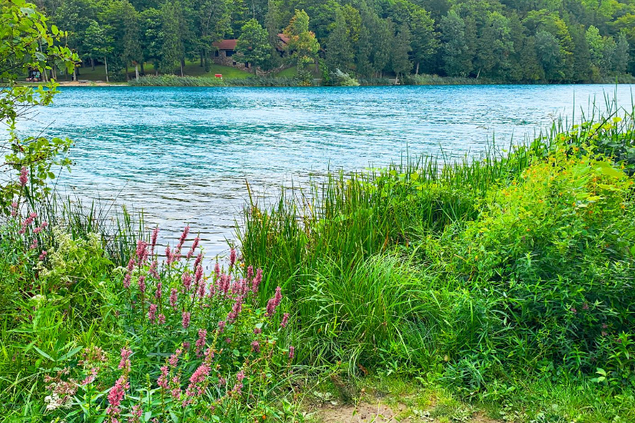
[254,327,262,335]
[182,312,191,329]
[251,341,260,353]
[214,262,220,278]
[148,304,157,323]
[138,276,146,294]
[233,370,245,394]
[218,320,226,333]
[150,227,159,254]
[10,202,17,217]
[247,266,254,281]
[130,405,143,423]
[186,363,210,397]
[123,273,131,289]
[127,258,135,272]
[19,167,28,187]
[166,246,174,264]
[182,272,192,292]
[252,268,263,293]
[158,314,166,325]
[136,240,148,264]
[229,249,237,267]
[183,341,190,351]
[187,236,200,259]
[265,286,283,317]
[106,376,129,416]
[38,250,47,261]
[289,346,295,359]
[158,366,169,389]
[281,313,290,328]
[29,239,38,250]
[170,288,178,309]
[227,296,243,322]
[169,349,181,367]
[195,329,207,358]
[149,260,159,279]
[119,348,132,372]
[155,282,162,300]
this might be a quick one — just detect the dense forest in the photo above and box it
[34,0,635,83]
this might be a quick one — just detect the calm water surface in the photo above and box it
[18,85,635,257]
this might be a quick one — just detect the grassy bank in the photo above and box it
[1,101,635,421]
[237,102,635,421]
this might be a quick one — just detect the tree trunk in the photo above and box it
[73,65,77,81]
[135,64,139,81]
[141,63,145,75]
[104,57,109,83]
[180,59,185,77]
[91,58,95,71]
[415,62,420,75]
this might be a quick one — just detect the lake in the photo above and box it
[18,84,635,259]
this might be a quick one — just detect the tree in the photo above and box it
[236,19,271,73]
[440,9,472,77]
[283,10,320,83]
[612,33,630,75]
[355,23,373,77]
[535,29,565,81]
[372,18,393,78]
[326,10,354,72]
[84,20,114,82]
[159,1,184,75]
[0,0,77,209]
[392,23,412,80]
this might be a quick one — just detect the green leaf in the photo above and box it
[59,345,83,362]
[33,346,55,362]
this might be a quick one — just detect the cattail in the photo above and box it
[280,313,290,328]
[19,167,28,187]
[182,312,191,329]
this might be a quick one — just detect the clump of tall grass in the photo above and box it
[129,75,302,87]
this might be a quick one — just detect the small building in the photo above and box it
[212,34,290,69]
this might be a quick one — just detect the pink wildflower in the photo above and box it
[149,260,159,279]
[81,367,98,385]
[19,167,28,187]
[182,272,192,291]
[251,341,260,353]
[214,262,220,278]
[136,240,148,264]
[281,313,290,328]
[155,282,162,300]
[218,320,226,333]
[265,286,282,317]
[169,349,181,367]
[233,370,245,394]
[138,276,146,294]
[127,258,135,272]
[289,346,295,359]
[10,202,18,217]
[187,236,200,259]
[148,304,157,323]
[166,246,174,264]
[169,288,178,309]
[123,273,131,289]
[150,227,159,254]
[158,366,169,389]
[129,405,143,423]
[186,363,210,397]
[183,341,190,350]
[229,248,236,267]
[195,329,207,357]
[227,296,243,322]
[106,376,129,416]
[182,311,191,329]
[38,250,47,261]
[254,327,262,335]
[29,239,38,250]
[158,314,166,325]
[119,348,132,371]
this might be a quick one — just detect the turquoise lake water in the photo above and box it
[18,84,635,258]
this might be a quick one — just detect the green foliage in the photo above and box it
[236,19,271,73]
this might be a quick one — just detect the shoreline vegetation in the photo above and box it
[4,1,635,422]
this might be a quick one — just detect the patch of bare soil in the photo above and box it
[315,402,500,423]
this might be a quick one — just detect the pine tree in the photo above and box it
[391,23,412,80]
[326,10,354,72]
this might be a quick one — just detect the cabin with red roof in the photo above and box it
[212,33,290,70]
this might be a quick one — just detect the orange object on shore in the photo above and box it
[215,74,223,78]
